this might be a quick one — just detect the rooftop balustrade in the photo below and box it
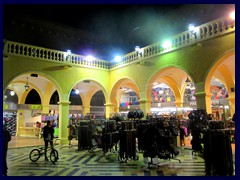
[3,16,235,70]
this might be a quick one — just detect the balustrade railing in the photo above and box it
[110,16,235,69]
[3,16,235,70]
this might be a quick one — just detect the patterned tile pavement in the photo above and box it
[6,136,235,176]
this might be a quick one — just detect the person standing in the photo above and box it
[179,125,186,146]
[3,124,11,176]
[43,120,54,161]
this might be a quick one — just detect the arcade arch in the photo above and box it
[146,67,195,115]
[110,77,141,115]
[205,50,235,118]
[3,72,62,137]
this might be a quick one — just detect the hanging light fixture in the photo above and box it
[25,77,29,91]
[10,85,15,96]
[75,84,80,94]
[185,76,191,83]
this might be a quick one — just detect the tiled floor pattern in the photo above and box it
[7,144,208,176]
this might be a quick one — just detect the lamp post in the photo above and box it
[188,24,197,39]
[135,46,143,57]
[65,50,71,61]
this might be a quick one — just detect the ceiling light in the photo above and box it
[75,84,80,94]
[10,85,15,96]
[25,77,29,91]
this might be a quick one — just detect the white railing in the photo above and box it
[3,16,235,70]
[3,41,110,70]
[110,16,235,69]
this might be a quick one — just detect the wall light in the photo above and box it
[25,77,29,91]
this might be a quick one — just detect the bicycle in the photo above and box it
[29,146,59,163]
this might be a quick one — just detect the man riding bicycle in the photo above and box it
[43,120,54,161]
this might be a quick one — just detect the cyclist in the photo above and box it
[43,120,54,161]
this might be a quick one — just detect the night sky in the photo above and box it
[3,4,234,60]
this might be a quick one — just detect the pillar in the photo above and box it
[41,105,50,114]
[83,106,91,116]
[138,99,151,119]
[175,101,184,117]
[105,103,115,119]
[16,110,24,136]
[58,101,70,145]
[194,82,212,114]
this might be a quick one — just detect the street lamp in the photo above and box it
[65,50,71,60]
[135,46,142,57]
[188,24,197,39]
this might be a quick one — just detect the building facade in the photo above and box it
[3,14,235,145]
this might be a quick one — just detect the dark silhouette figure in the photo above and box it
[3,125,11,176]
[179,125,186,146]
[43,121,54,161]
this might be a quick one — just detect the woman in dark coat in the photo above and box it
[43,120,54,161]
[3,125,11,176]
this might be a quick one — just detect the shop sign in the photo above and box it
[31,104,42,110]
[212,100,220,105]
[189,101,196,106]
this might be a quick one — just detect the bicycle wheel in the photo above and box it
[50,149,59,163]
[29,149,41,162]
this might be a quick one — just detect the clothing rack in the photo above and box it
[138,119,181,167]
[203,120,234,176]
[118,121,138,162]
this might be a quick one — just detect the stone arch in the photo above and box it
[4,71,61,103]
[205,50,235,94]
[146,65,194,105]
[204,50,235,115]
[69,78,108,111]
[110,77,141,108]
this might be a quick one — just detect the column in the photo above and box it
[41,104,50,114]
[83,106,91,116]
[175,101,184,117]
[138,99,151,119]
[105,103,115,119]
[194,82,212,114]
[16,110,24,136]
[58,101,70,145]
